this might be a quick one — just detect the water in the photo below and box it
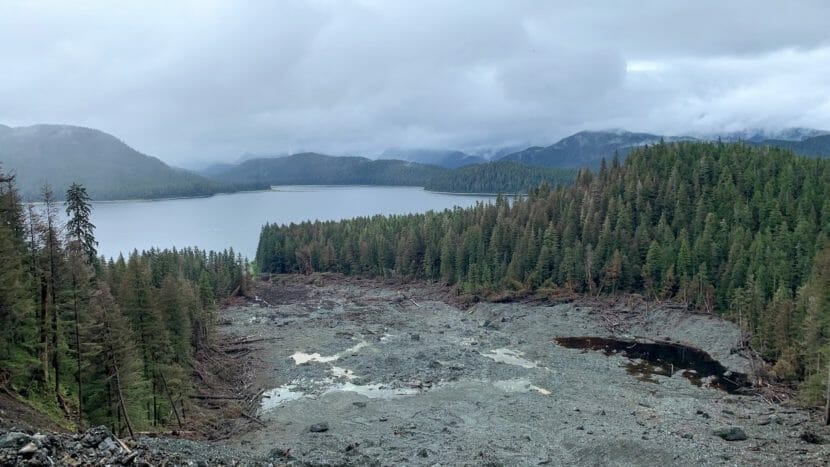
[85,186,495,260]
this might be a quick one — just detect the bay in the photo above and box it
[86,186,496,260]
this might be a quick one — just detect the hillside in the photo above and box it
[499,130,694,168]
[0,124,266,200]
[379,148,486,168]
[212,152,446,187]
[752,134,830,158]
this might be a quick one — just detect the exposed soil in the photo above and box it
[0,391,69,434]
[204,274,828,466]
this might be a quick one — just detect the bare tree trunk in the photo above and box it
[824,358,830,426]
[113,363,135,439]
[158,370,183,428]
[72,275,83,428]
[39,276,49,384]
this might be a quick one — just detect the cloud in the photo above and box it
[1,0,829,165]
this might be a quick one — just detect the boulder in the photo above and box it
[714,427,747,441]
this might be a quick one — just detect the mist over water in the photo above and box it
[86,186,496,260]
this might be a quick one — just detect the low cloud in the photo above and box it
[1,1,829,166]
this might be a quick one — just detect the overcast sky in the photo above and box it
[2,1,830,167]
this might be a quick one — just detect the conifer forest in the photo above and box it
[0,175,249,434]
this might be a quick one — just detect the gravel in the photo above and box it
[213,276,830,466]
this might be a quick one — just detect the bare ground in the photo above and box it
[174,274,830,466]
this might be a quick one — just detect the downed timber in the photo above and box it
[221,336,280,347]
[241,411,267,427]
[189,394,246,400]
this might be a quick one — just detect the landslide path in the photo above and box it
[214,275,829,466]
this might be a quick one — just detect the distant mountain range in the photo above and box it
[714,127,829,142]
[745,135,830,158]
[497,130,694,168]
[492,127,830,168]
[209,152,577,194]
[378,148,486,169]
[0,124,266,200]
[3,122,828,201]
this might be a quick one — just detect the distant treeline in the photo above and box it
[83,179,270,202]
[210,153,578,194]
[0,174,249,434]
[423,160,578,193]
[256,142,830,401]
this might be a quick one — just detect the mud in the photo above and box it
[210,275,829,466]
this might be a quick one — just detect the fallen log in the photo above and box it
[241,411,267,427]
[189,394,245,400]
[221,336,280,347]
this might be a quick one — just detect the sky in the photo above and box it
[2,0,830,167]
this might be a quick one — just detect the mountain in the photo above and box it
[715,127,829,142]
[379,148,486,169]
[0,124,266,200]
[212,152,447,186]
[751,134,830,158]
[494,128,830,169]
[498,130,695,168]
[234,151,290,165]
[208,153,575,194]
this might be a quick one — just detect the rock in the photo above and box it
[714,427,747,441]
[309,423,329,433]
[410,333,420,341]
[352,401,367,408]
[696,410,711,419]
[800,431,825,444]
[97,437,118,452]
[81,426,112,447]
[18,441,38,455]
[0,431,30,449]
[418,448,429,458]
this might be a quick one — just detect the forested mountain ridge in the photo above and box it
[213,152,445,187]
[498,130,696,168]
[210,153,577,194]
[751,134,830,158]
[717,127,829,142]
[256,141,830,399]
[0,124,267,200]
[496,129,830,170]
